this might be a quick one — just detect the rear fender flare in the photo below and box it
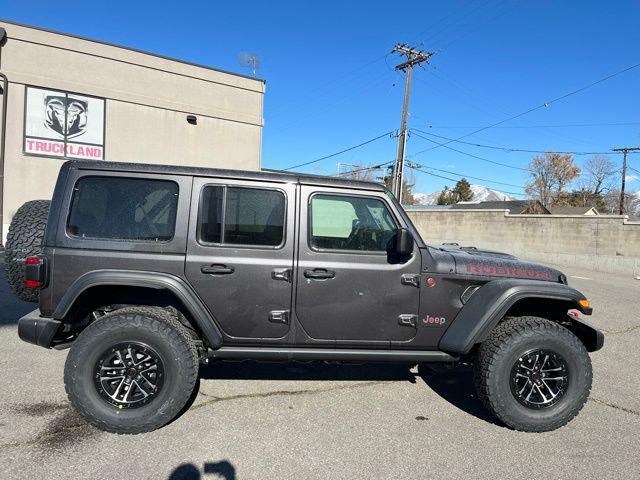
[438,278,593,354]
[52,269,223,348]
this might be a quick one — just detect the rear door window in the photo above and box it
[198,186,286,247]
[67,176,179,241]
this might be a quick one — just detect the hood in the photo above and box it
[429,244,566,283]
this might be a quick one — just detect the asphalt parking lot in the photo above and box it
[0,263,638,480]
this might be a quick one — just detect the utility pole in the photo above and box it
[612,146,640,215]
[391,44,435,203]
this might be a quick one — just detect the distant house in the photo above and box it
[450,200,549,214]
[547,206,599,215]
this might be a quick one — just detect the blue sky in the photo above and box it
[2,0,639,195]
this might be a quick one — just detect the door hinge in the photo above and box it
[398,314,417,328]
[401,274,420,288]
[269,310,289,324]
[272,268,292,283]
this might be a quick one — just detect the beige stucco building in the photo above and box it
[0,20,265,242]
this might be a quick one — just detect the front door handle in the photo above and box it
[304,268,336,280]
[201,264,235,275]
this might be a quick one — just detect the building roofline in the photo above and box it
[66,160,387,192]
[0,18,266,84]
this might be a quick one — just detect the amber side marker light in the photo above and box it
[579,299,591,309]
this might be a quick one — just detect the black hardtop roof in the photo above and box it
[66,160,387,192]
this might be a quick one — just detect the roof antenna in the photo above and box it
[238,52,260,77]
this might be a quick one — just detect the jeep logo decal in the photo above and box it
[422,315,446,326]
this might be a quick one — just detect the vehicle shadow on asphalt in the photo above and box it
[0,264,35,326]
[168,461,236,480]
[199,360,503,427]
[417,363,503,427]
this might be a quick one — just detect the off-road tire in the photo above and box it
[4,200,51,303]
[473,316,592,432]
[64,306,199,434]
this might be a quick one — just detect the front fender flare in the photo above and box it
[439,278,592,354]
[52,269,223,348]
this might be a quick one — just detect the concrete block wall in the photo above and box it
[406,209,640,276]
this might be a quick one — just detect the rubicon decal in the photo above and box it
[464,263,554,280]
[422,315,446,326]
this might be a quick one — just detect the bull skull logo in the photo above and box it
[44,96,88,138]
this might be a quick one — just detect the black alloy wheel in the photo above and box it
[94,342,165,409]
[510,348,569,409]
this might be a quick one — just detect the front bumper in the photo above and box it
[567,315,604,352]
[18,309,61,349]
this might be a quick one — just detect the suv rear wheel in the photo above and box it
[64,307,199,434]
[473,316,592,432]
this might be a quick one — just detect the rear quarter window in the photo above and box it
[67,176,179,241]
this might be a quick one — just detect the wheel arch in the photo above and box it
[439,278,600,355]
[53,270,223,348]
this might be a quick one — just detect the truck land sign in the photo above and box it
[24,86,105,160]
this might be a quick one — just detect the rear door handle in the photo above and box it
[272,268,292,282]
[304,268,336,280]
[201,264,235,275]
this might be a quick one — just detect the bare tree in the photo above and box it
[525,152,580,207]
[340,167,376,182]
[602,189,638,215]
[342,165,418,205]
[582,154,617,196]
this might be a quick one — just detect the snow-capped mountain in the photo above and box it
[413,184,514,206]
[469,184,514,202]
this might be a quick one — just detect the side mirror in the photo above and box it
[392,228,414,259]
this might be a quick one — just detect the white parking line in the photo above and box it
[570,275,592,280]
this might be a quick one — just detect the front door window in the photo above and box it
[310,194,397,252]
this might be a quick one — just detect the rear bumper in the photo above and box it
[18,309,61,349]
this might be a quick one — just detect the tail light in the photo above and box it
[24,256,46,288]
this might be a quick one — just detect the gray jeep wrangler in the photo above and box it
[6,160,603,434]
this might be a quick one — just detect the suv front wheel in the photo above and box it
[64,307,199,434]
[473,316,592,432]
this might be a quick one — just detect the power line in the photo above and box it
[282,130,395,171]
[411,128,628,156]
[406,161,525,189]
[435,0,520,52]
[424,63,607,150]
[404,0,496,50]
[268,54,389,119]
[410,130,529,171]
[410,61,640,157]
[335,160,394,177]
[271,71,395,135]
[424,121,640,129]
[407,164,526,197]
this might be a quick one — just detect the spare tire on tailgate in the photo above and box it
[4,200,51,303]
